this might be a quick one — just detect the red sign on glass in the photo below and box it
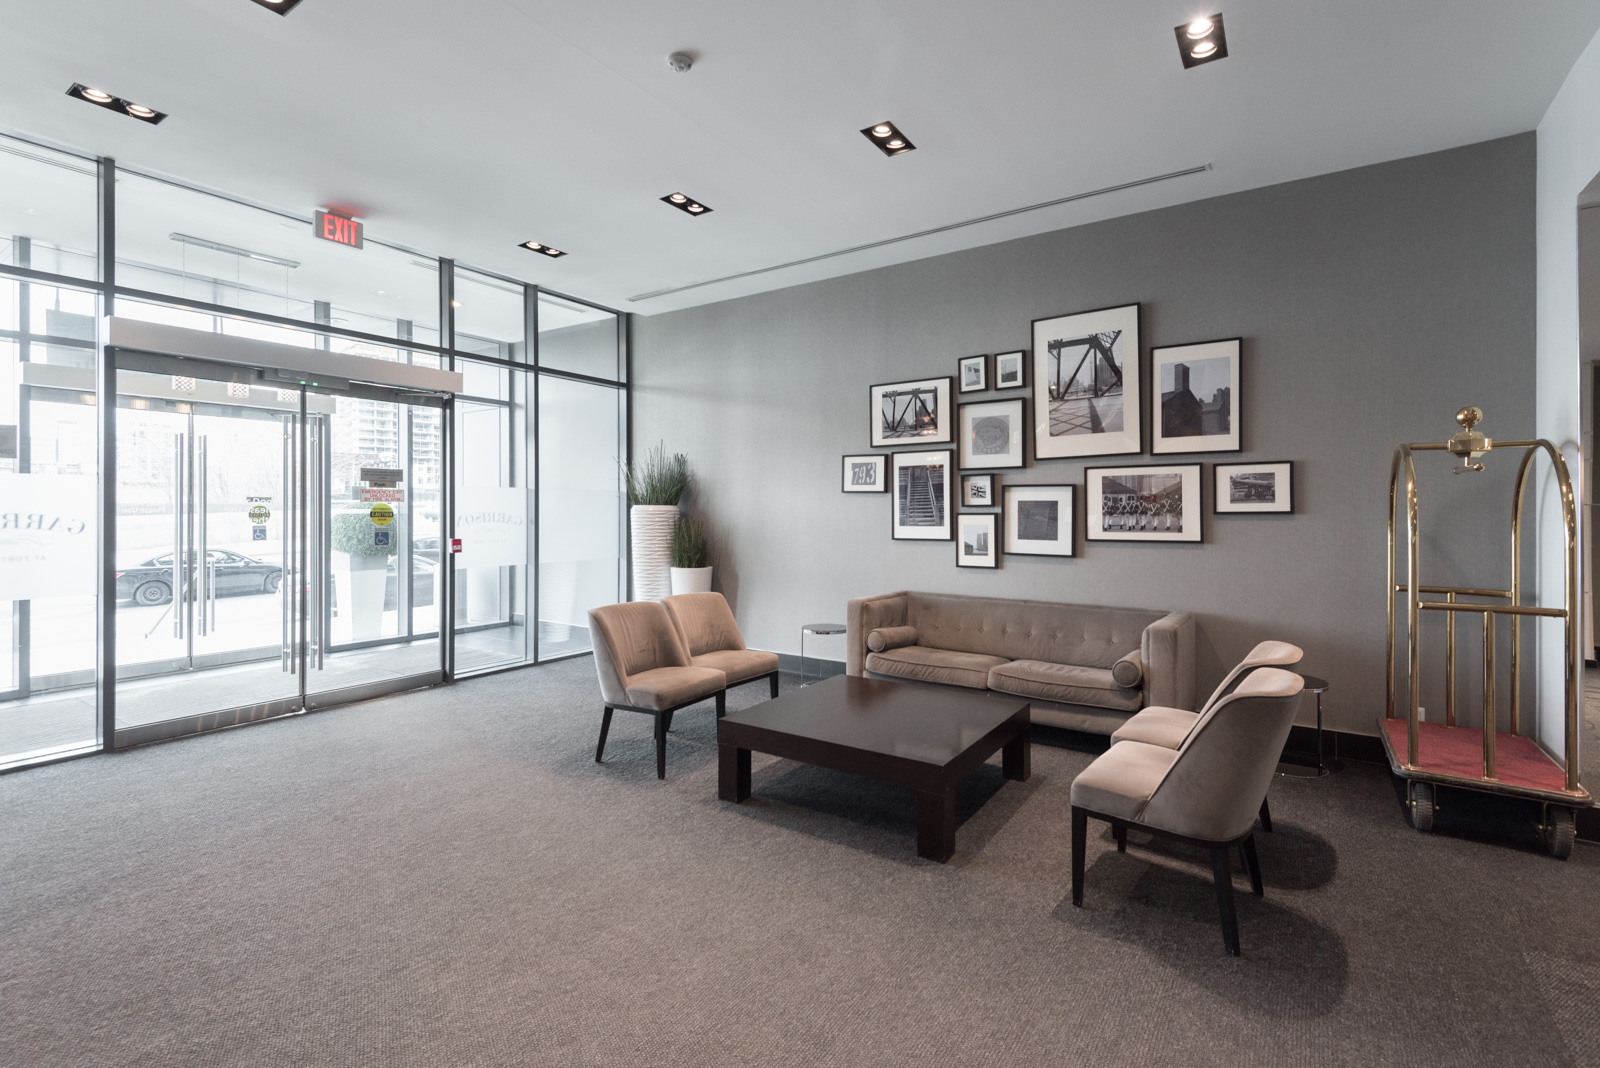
[450,538,462,554]
[314,210,364,249]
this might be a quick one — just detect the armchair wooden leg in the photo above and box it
[1113,822,1127,854]
[654,712,667,780]
[595,707,614,763]
[1071,806,1088,907]
[769,672,779,699]
[715,690,727,720]
[1210,847,1242,956]
[1241,834,1264,897]
[662,710,674,733]
[1258,797,1273,833]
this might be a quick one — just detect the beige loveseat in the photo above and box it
[846,591,1195,734]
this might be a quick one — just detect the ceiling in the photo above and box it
[1,0,1597,317]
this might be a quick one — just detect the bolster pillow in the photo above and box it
[867,626,919,652]
[1112,649,1144,688]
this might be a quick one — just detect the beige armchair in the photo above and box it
[589,601,727,780]
[1070,668,1305,955]
[662,592,780,700]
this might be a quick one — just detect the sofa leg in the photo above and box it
[595,707,614,763]
[654,712,667,780]
[715,690,727,720]
[1210,847,1242,956]
[1113,822,1127,854]
[1242,834,1264,897]
[769,672,779,699]
[1258,797,1274,833]
[1071,806,1088,907]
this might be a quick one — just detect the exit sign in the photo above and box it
[314,210,364,249]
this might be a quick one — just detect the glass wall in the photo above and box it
[0,127,630,771]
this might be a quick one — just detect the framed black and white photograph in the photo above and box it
[1214,461,1293,514]
[1033,303,1141,459]
[1151,338,1241,454]
[1085,463,1203,543]
[1002,484,1076,557]
[962,473,995,507]
[870,376,954,447]
[891,449,954,541]
[958,354,988,393]
[993,350,1027,391]
[956,513,999,568]
[958,398,1026,470]
[841,454,888,493]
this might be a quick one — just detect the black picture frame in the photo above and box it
[841,454,889,493]
[890,449,954,541]
[1151,337,1242,455]
[958,354,989,393]
[956,512,1000,568]
[1214,460,1294,514]
[957,398,1027,470]
[962,473,996,508]
[1002,484,1076,557]
[1084,462,1204,543]
[870,375,955,447]
[993,350,1027,391]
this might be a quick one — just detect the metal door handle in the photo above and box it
[172,432,185,639]
[196,435,209,636]
[312,417,325,671]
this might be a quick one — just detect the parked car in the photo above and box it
[116,550,284,606]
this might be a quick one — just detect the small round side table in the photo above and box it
[1277,674,1335,777]
[800,622,847,685]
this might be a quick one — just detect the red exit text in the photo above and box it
[314,210,364,249]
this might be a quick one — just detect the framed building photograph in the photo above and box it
[962,473,995,507]
[870,376,954,447]
[958,354,988,393]
[956,513,999,568]
[1086,463,1203,543]
[1002,484,1076,557]
[1152,338,1241,454]
[891,449,954,540]
[993,350,1027,391]
[1214,460,1293,513]
[841,454,888,493]
[1032,303,1141,459]
[958,398,1026,470]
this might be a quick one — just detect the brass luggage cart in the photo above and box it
[1385,407,1591,858]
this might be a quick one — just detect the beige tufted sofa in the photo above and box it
[846,591,1195,734]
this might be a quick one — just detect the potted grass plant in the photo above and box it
[621,443,690,601]
[669,517,713,595]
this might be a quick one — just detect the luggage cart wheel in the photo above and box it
[1408,781,1435,832]
[1542,806,1575,860]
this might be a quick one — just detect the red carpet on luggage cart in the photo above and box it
[1381,718,1568,792]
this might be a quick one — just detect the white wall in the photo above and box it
[1535,27,1600,763]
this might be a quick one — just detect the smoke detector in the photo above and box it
[667,51,694,73]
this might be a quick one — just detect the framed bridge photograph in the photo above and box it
[891,450,953,540]
[1032,303,1141,460]
[870,376,954,447]
[1151,338,1241,454]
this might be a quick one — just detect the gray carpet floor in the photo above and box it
[3,658,1597,1068]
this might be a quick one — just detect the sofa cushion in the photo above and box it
[1111,649,1143,687]
[623,665,727,711]
[867,625,919,652]
[988,659,1143,712]
[691,648,778,686]
[904,592,1163,667]
[865,646,1011,689]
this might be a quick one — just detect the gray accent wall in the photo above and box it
[632,134,1536,735]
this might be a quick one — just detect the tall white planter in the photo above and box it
[670,566,713,595]
[630,504,679,601]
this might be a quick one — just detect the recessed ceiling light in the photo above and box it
[860,120,915,157]
[519,240,566,257]
[662,193,713,216]
[1174,12,1228,68]
[67,83,167,124]
[248,0,306,13]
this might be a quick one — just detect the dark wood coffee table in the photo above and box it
[717,675,1030,862]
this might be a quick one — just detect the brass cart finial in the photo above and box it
[1446,405,1490,473]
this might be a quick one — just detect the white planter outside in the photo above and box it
[669,566,713,596]
[332,551,388,642]
[630,504,679,601]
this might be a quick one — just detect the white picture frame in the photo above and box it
[841,454,888,493]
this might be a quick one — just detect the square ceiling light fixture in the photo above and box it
[1176,14,1228,68]
[661,193,712,216]
[249,0,307,13]
[861,121,915,157]
[519,240,566,258]
[66,83,166,124]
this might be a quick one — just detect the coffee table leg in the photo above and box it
[916,790,956,862]
[1002,729,1031,782]
[718,743,751,802]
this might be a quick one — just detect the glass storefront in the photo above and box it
[0,130,627,771]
